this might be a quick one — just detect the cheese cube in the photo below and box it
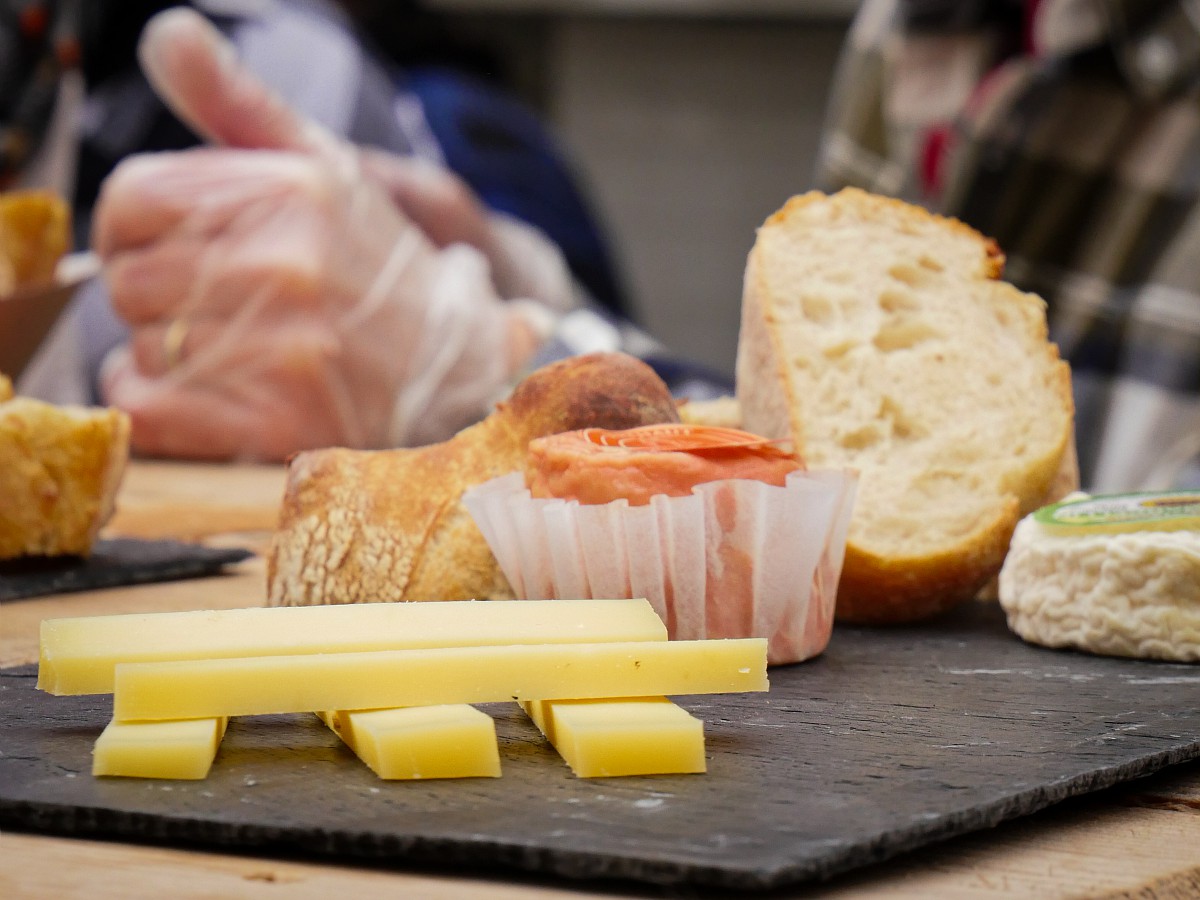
[522,697,706,777]
[319,707,501,780]
[92,717,227,780]
[112,639,768,721]
[39,598,668,695]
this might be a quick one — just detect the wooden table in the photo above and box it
[2,461,1198,899]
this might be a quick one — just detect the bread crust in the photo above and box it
[737,188,1074,624]
[834,499,1019,622]
[266,352,681,605]
[761,190,1007,281]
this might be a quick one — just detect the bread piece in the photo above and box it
[677,395,742,429]
[267,352,681,605]
[736,189,1074,623]
[0,190,70,294]
[0,396,131,558]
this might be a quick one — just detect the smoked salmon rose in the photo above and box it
[464,424,857,665]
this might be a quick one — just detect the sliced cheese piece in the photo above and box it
[522,697,706,777]
[112,639,768,721]
[92,717,227,780]
[39,598,668,695]
[318,706,501,780]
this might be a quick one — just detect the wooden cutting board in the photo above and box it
[2,601,1197,892]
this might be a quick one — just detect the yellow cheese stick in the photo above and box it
[112,639,768,721]
[92,717,228,780]
[318,707,501,780]
[522,697,706,778]
[39,598,668,695]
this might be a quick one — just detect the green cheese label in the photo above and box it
[1034,491,1200,535]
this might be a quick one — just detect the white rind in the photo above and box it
[998,515,1200,662]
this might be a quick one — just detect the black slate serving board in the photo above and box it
[1,601,1198,892]
[0,538,254,601]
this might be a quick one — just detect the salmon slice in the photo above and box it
[528,424,804,506]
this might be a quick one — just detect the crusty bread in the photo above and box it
[267,352,681,605]
[0,190,70,295]
[736,189,1074,624]
[0,394,131,558]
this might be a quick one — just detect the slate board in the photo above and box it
[0,538,254,601]
[1,601,1198,892]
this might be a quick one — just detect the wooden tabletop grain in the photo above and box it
[2,460,1197,899]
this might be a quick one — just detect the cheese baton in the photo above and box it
[112,639,768,721]
[522,697,706,777]
[39,598,668,695]
[92,717,228,780]
[318,707,501,780]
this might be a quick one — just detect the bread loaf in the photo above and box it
[267,352,681,605]
[736,189,1074,623]
[0,392,131,558]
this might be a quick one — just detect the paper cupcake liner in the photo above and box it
[463,469,857,665]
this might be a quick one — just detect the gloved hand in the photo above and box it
[96,8,571,460]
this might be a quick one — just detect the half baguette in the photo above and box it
[736,189,1074,623]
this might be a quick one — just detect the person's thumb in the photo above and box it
[137,7,341,157]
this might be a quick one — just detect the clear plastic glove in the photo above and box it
[96,8,568,460]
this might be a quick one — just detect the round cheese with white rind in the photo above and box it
[998,492,1200,662]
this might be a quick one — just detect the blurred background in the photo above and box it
[421,0,857,379]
